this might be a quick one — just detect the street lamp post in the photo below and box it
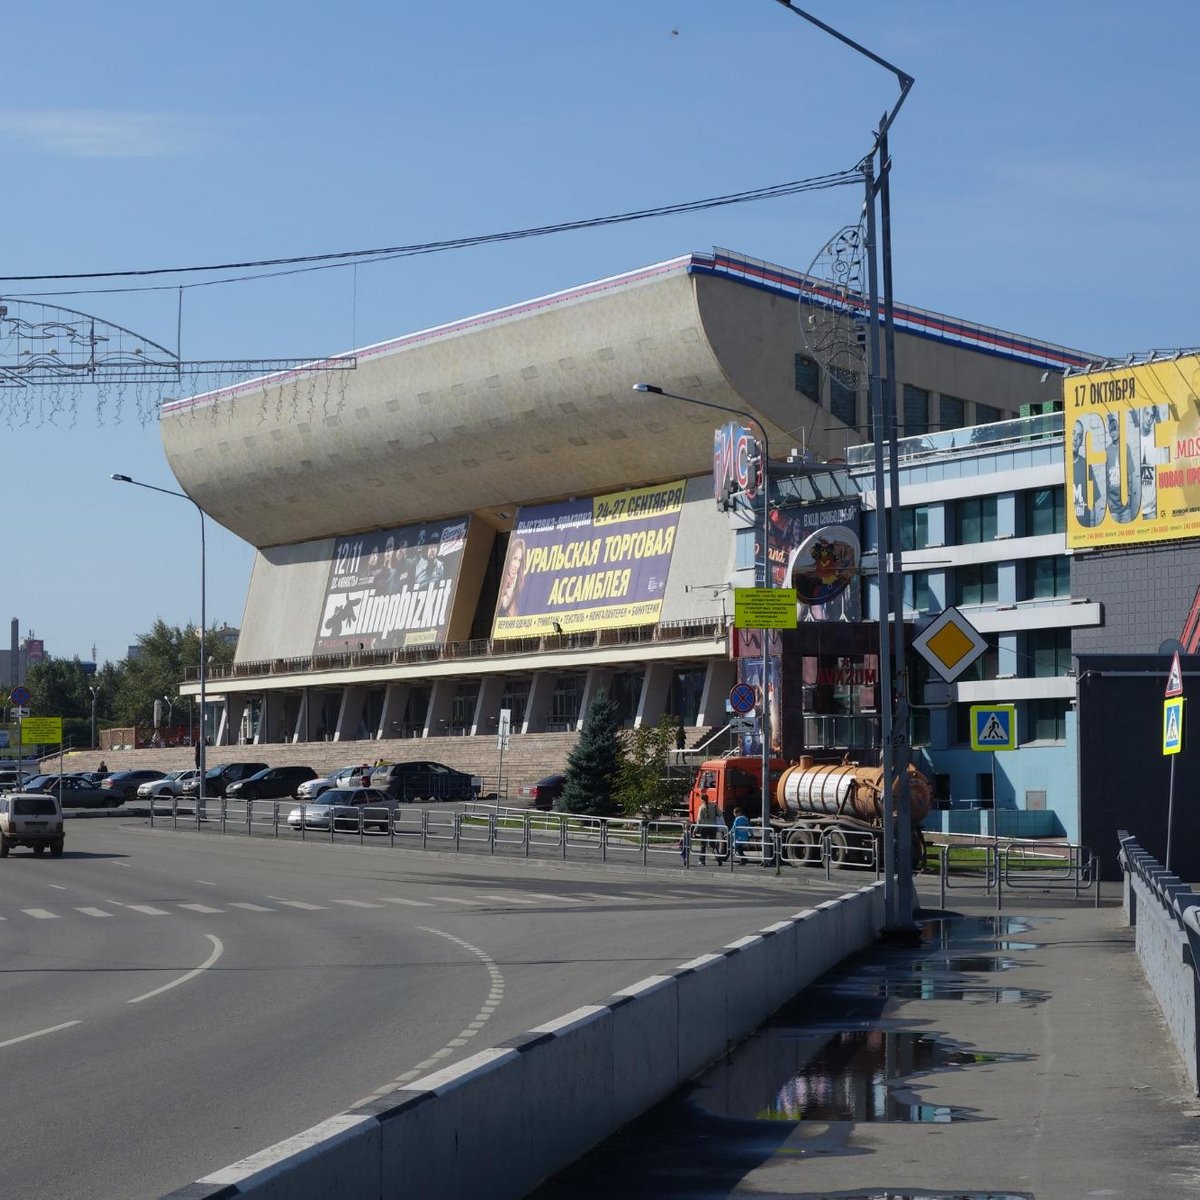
[633,384,774,830]
[88,685,99,751]
[111,474,206,799]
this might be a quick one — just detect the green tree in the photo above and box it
[615,714,691,818]
[557,692,623,816]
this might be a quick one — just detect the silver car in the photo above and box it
[295,765,362,801]
[287,787,397,832]
[137,769,201,800]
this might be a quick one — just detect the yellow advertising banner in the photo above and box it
[733,587,799,629]
[21,716,63,744]
[1066,353,1200,549]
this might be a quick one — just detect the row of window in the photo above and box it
[795,354,1004,435]
[908,699,1070,748]
[897,487,1066,551]
[902,555,1069,612]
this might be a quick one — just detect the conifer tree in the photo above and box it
[556,692,622,815]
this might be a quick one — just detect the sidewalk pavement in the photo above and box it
[536,883,1200,1199]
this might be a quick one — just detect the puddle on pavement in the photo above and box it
[829,977,1048,1004]
[686,1026,1025,1124]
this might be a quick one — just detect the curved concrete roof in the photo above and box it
[161,248,1089,550]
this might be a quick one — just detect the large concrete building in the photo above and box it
[163,248,1092,806]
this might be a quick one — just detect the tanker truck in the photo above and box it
[686,754,931,867]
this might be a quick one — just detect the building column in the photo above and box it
[521,672,556,734]
[224,696,248,746]
[424,681,455,738]
[378,682,410,742]
[472,676,506,736]
[292,691,308,744]
[335,687,367,742]
[576,669,614,730]
[636,663,672,729]
[697,658,737,727]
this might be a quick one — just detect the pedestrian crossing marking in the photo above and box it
[126,905,170,916]
[76,907,112,918]
[22,909,58,920]
[379,897,432,908]
[273,900,327,911]
[332,899,384,909]
[229,902,274,912]
[479,894,536,905]
[428,895,483,906]
[178,904,223,914]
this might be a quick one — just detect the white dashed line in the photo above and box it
[521,892,583,904]
[178,904,223,914]
[22,909,58,920]
[48,883,67,891]
[0,1021,81,1049]
[378,897,432,908]
[271,900,327,911]
[478,894,535,905]
[126,905,170,916]
[332,899,383,909]
[76,907,112,918]
[229,903,274,912]
[427,895,482,906]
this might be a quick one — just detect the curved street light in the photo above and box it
[633,383,773,832]
[111,474,206,798]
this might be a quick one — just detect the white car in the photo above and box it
[295,765,362,801]
[137,769,201,800]
[287,787,398,832]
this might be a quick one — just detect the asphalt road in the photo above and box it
[0,817,854,1199]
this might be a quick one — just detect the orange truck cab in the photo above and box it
[687,756,789,824]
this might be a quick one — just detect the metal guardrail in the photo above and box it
[929,838,1100,909]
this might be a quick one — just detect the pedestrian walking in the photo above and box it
[675,723,687,762]
[693,796,727,865]
[730,807,751,864]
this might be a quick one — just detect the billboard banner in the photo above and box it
[763,500,862,620]
[1067,353,1200,549]
[314,516,469,653]
[492,481,685,638]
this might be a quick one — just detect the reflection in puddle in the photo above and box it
[830,978,1048,1005]
[688,1027,1025,1124]
[919,915,1037,948]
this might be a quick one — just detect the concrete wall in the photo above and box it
[163,881,885,1199]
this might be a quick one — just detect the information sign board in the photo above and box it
[732,587,798,630]
[20,716,62,744]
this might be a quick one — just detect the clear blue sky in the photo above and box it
[3,1,1196,666]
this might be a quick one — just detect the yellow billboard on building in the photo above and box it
[1066,353,1200,549]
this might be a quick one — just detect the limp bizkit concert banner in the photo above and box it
[1066,353,1200,550]
[491,481,685,638]
[313,516,469,653]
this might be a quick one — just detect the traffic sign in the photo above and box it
[969,704,1017,752]
[1166,651,1184,698]
[9,686,30,707]
[729,683,756,714]
[728,717,756,734]
[1164,697,1185,756]
[20,715,62,744]
[733,587,798,630]
[912,607,989,684]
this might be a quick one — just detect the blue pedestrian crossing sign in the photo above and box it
[970,704,1017,752]
[1163,697,1185,756]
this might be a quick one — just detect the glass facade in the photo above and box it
[794,354,820,404]
[1024,486,1066,536]
[903,384,930,436]
[939,394,965,430]
[955,563,999,606]
[1025,555,1070,600]
[956,495,998,544]
[1027,628,1071,677]
[829,368,857,429]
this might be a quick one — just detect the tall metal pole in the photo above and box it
[632,384,773,826]
[862,158,897,927]
[111,474,207,802]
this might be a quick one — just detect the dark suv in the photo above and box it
[369,760,479,803]
[226,765,318,801]
[181,762,270,800]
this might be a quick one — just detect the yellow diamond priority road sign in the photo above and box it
[912,606,988,684]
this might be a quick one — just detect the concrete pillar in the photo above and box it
[697,659,737,727]
[378,682,410,741]
[522,672,555,734]
[292,691,308,744]
[424,680,455,738]
[472,676,505,736]
[225,696,248,747]
[636,663,672,729]
[577,669,615,731]
[335,686,367,742]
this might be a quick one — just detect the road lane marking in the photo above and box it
[48,883,67,890]
[22,909,58,920]
[269,899,326,911]
[126,905,170,916]
[522,892,583,904]
[332,899,383,909]
[379,897,432,908]
[127,934,223,1005]
[229,902,274,912]
[428,895,482,906]
[478,894,535,905]
[178,904,223,914]
[76,907,112,918]
[0,1021,82,1049]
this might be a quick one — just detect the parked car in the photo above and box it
[0,792,64,857]
[181,762,270,800]
[369,760,480,803]
[25,775,115,808]
[296,765,362,801]
[0,769,31,793]
[516,773,567,811]
[136,769,201,801]
[226,765,318,801]
[287,787,398,832]
[100,769,167,803]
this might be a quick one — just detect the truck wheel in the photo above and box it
[783,828,818,866]
[0,836,9,858]
[50,841,64,858]
[826,829,850,866]
[33,844,45,856]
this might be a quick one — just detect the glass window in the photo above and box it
[1024,556,1070,600]
[1024,486,1065,536]
[1027,698,1069,742]
[956,496,998,544]
[975,402,1002,424]
[794,354,820,404]
[902,571,932,614]
[1026,628,1071,677]
[829,368,857,429]
[955,563,998,607]
[735,526,756,570]
[903,384,930,436]
[910,706,930,748]
[955,634,999,682]
[897,505,931,552]
[939,394,965,430]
